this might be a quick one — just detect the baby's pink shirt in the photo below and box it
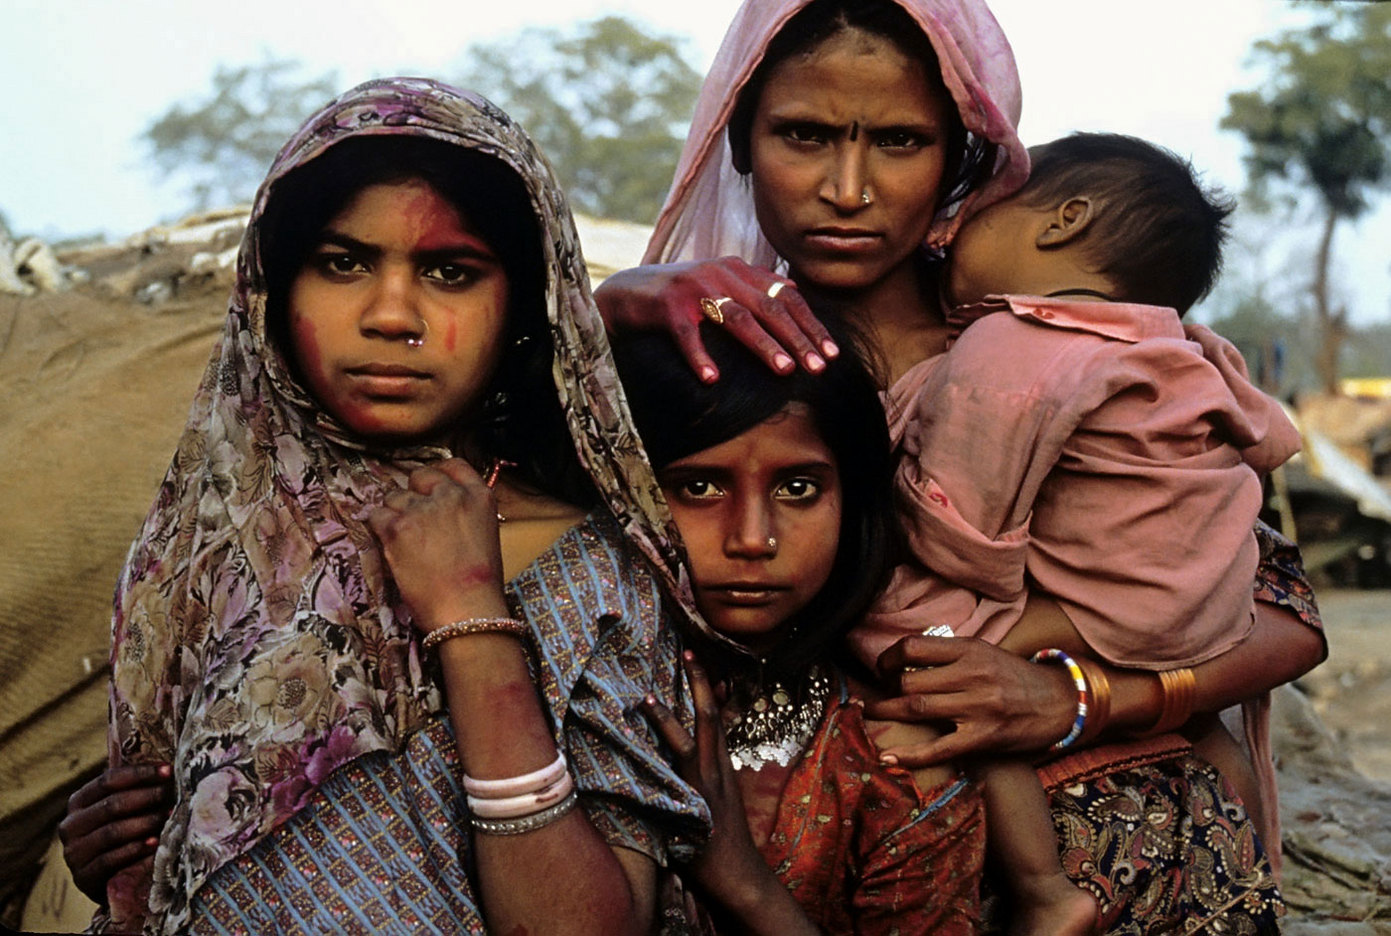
[853,295,1301,670]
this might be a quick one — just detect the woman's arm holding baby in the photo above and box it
[865,594,1325,768]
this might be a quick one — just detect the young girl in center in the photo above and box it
[615,323,985,935]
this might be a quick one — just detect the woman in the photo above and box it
[595,0,1326,930]
[61,78,715,935]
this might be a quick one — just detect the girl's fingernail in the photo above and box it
[699,366,718,384]
[822,340,840,358]
[145,836,159,847]
[158,764,172,778]
[805,352,825,372]
[773,353,794,372]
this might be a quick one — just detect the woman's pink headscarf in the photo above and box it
[644,0,1029,267]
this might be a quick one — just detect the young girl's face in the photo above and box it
[659,404,842,653]
[287,177,510,446]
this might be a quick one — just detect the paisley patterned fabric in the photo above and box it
[1033,751,1283,934]
[105,77,705,934]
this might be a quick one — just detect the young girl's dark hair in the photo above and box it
[612,319,897,679]
[259,135,597,508]
[727,0,994,218]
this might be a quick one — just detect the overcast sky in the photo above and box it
[2,0,1387,323]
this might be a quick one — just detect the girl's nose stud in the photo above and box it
[406,337,425,348]
[767,536,778,550]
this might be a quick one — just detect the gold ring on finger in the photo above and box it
[699,296,731,325]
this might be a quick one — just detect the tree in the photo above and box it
[456,17,701,224]
[143,58,338,214]
[1221,2,1391,394]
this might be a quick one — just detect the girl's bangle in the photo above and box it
[1030,648,1090,752]
[421,616,528,651]
[463,752,567,799]
[470,789,578,836]
[467,772,575,819]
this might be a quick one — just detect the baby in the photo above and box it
[860,132,1301,935]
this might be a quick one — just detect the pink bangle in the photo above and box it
[467,772,575,819]
[463,752,567,799]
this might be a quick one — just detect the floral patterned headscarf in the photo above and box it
[107,77,696,933]
[644,0,1029,267]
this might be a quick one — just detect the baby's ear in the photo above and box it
[1035,196,1094,248]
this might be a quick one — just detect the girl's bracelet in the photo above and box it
[470,789,578,836]
[421,617,528,651]
[467,772,575,819]
[463,752,568,799]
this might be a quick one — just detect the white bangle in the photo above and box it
[463,752,567,799]
[467,772,574,819]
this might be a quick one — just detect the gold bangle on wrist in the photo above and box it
[421,617,528,651]
[1136,666,1195,736]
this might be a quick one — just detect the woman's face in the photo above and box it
[748,27,955,292]
[658,404,842,653]
[287,178,510,446]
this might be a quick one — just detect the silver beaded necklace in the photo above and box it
[724,663,834,771]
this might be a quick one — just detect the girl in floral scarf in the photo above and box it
[62,77,716,935]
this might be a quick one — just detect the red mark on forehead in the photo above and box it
[398,181,492,255]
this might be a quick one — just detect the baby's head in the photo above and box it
[613,322,895,673]
[950,132,1235,315]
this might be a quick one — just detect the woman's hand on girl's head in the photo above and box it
[58,763,174,906]
[594,259,838,383]
[368,458,510,629]
[864,635,1077,769]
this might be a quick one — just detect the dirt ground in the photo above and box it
[1281,587,1391,934]
[1298,588,1391,782]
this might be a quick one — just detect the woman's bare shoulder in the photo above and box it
[844,671,956,793]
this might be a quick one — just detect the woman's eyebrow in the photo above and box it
[315,229,498,262]
[314,230,379,255]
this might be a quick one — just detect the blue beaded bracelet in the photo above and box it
[1030,648,1090,752]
